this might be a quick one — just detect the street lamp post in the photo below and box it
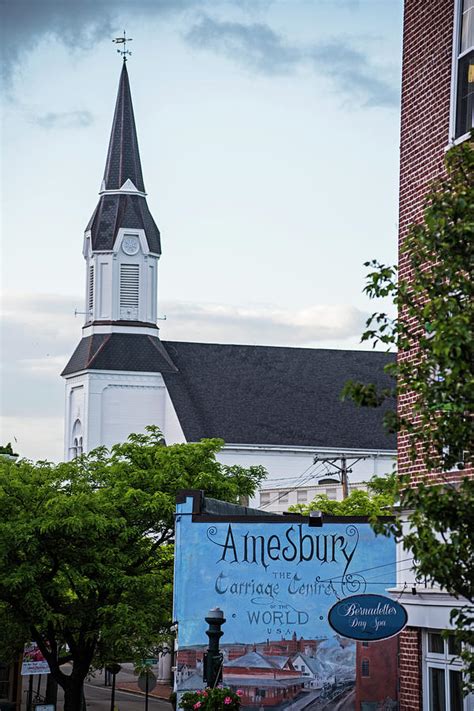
[203,607,226,688]
[105,663,121,711]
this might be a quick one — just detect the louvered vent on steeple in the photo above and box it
[88,266,94,312]
[120,264,140,319]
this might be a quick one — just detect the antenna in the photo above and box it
[113,31,133,62]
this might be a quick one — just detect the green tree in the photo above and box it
[343,137,474,688]
[288,472,397,520]
[0,427,265,711]
[0,442,18,457]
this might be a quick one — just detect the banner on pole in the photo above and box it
[21,642,50,676]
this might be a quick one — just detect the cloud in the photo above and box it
[30,110,94,129]
[0,0,201,85]
[162,300,367,345]
[186,16,298,75]
[308,42,399,108]
[1,1,396,108]
[185,16,399,108]
[1,0,270,85]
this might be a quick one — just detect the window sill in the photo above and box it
[445,130,472,151]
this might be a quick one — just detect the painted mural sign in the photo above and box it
[328,594,407,641]
[174,493,399,710]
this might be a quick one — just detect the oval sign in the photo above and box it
[328,594,408,641]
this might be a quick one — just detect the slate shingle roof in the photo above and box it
[86,193,161,253]
[62,337,396,451]
[103,62,144,192]
[61,334,177,375]
[85,64,161,253]
[161,341,395,450]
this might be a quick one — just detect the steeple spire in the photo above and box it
[102,62,145,193]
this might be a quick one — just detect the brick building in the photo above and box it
[394,1,473,710]
[354,637,398,710]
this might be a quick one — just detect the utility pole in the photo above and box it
[313,455,371,499]
[341,456,348,499]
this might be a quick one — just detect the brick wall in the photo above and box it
[398,2,454,709]
[398,0,455,484]
[398,627,422,710]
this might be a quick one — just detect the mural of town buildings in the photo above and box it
[177,633,366,709]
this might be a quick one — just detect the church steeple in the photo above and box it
[101,62,145,194]
[62,52,179,463]
[80,62,161,331]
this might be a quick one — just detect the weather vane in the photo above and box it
[113,31,133,61]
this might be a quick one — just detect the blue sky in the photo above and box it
[1,0,403,461]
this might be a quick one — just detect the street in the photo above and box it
[82,681,171,711]
[20,668,172,711]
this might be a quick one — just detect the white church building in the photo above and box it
[62,62,396,510]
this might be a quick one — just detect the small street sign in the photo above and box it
[105,663,122,676]
[138,670,157,693]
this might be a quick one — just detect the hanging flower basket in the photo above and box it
[180,687,243,710]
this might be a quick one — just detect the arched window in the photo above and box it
[70,419,83,460]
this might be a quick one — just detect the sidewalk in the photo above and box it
[116,681,172,700]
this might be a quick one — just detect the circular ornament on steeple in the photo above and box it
[122,235,140,255]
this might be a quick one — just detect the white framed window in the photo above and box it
[297,489,308,503]
[278,491,289,504]
[443,445,467,472]
[453,0,474,140]
[259,492,270,506]
[423,630,473,710]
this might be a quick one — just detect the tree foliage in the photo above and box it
[0,427,265,711]
[343,137,474,688]
[0,442,18,456]
[288,473,397,520]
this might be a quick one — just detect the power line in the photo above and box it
[259,462,323,508]
[259,462,328,510]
